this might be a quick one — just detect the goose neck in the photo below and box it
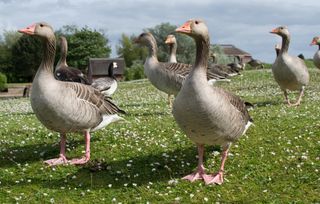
[280,34,290,55]
[169,43,177,63]
[194,36,209,70]
[40,36,56,74]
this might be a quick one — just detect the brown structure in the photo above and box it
[219,44,252,63]
[88,58,126,83]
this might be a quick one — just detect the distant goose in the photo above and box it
[173,19,252,185]
[91,62,118,97]
[18,22,125,166]
[55,36,90,84]
[270,26,309,106]
[165,34,177,63]
[310,36,320,69]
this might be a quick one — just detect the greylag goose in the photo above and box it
[91,62,118,97]
[165,34,178,63]
[173,19,253,185]
[135,32,228,106]
[18,22,125,166]
[310,36,320,69]
[55,36,90,84]
[270,26,309,106]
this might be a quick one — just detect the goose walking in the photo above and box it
[310,36,320,69]
[173,19,253,185]
[55,36,90,84]
[18,22,125,166]
[270,26,309,106]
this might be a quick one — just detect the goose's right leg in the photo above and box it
[44,133,68,166]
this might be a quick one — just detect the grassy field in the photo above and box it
[0,69,319,203]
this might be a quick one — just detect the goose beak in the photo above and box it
[176,21,192,34]
[165,38,171,44]
[310,39,317,46]
[270,28,278,34]
[18,24,36,35]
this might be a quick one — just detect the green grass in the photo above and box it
[0,69,319,203]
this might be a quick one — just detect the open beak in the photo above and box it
[18,24,36,35]
[270,28,278,34]
[176,21,192,34]
[165,38,171,44]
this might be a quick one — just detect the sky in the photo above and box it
[0,0,320,63]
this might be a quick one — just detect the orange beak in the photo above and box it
[270,28,278,34]
[310,39,317,46]
[165,37,172,44]
[18,24,36,35]
[176,21,192,34]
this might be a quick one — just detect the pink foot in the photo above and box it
[44,154,68,166]
[182,172,204,182]
[203,172,224,185]
[68,156,90,165]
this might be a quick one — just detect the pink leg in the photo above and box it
[283,90,292,106]
[182,144,208,182]
[204,147,229,185]
[69,131,91,165]
[44,133,68,166]
[290,87,305,107]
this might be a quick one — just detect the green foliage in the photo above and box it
[124,60,145,81]
[11,35,42,82]
[117,34,147,67]
[146,22,196,64]
[0,72,7,91]
[56,26,112,70]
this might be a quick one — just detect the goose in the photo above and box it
[165,34,177,63]
[275,44,281,57]
[91,62,118,97]
[173,19,253,185]
[310,36,320,69]
[270,26,309,106]
[18,22,125,166]
[55,36,90,84]
[135,32,228,106]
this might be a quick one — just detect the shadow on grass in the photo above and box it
[0,137,100,168]
[0,145,221,189]
[254,100,282,107]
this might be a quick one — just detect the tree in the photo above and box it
[56,26,112,71]
[116,33,147,67]
[11,35,42,82]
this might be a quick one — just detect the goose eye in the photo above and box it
[40,24,44,27]
[195,21,199,24]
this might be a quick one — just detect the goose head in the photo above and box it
[165,34,177,45]
[270,26,289,38]
[19,22,54,39]
[134,32,155,46]
[310,36,320,46]
[175,19,209,40]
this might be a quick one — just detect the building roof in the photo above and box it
[217,44,251,56]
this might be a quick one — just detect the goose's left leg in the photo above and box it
[69,130,91,165]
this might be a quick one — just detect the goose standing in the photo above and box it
[165,34,178,63]
[135,32,228,107]
[91,62,118,97]
[310,36,320,69]
[18,22,125,166]
[173,19,253,185]
[55,36,90,84]
[270,26,309,106]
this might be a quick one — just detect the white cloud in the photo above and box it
[1,0,320,62]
